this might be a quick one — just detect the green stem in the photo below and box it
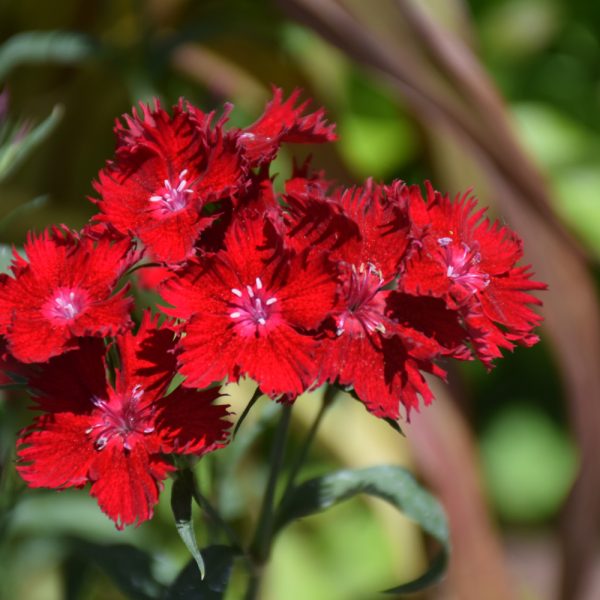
[279,386,335,511]
[190,470,245,555]
[245,403,293,598]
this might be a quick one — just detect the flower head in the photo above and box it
[401,184,547,366]
[17,313,230,528]
[285,181,468,419]
[160,211,337,398]
[0,228,137,363]
[93,100,246,263]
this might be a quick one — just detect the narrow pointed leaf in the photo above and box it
[164,545,237,600]
[275,465,449,594]
[0,31,98,81]
[171,470,206,579]
[0,106,63,182]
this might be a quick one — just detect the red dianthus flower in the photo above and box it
[160,211,337,398]
[284,179,468,419]
[400,183,547,366]
[16,313,230,528]
[93,100,246,263]
[0,228,136,363]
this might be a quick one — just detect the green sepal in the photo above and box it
[171,469,206,579]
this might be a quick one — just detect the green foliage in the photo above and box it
[481,405,578,523]
[276,465,449,594]
[0,31,97,81]
[171,470,206,580]
[0,106,63,184]
[164,546,236,600]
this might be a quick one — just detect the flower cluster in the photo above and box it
[0,89,545,527]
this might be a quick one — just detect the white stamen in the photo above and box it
[246,285,254,298]
[255,277,263,290]
[258,317,266,325]
[230,311,241,318]
[265,298,277,306]
[231,288,243,297]
[438,237,453,246]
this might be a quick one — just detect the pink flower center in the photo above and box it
[149,169,193,213]
[43,288,86,322]
[229,277,279,334]
[437,237,490,294]
[336,263,386,338]
[86,385,155,451]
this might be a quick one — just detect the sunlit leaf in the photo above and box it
[275,465,449,594]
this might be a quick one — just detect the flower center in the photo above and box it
[43,288,86,322]
[229,277,278,334]
[86,385,155,451]
[149,169,193,213]
[437,237,490,294]
[336,263,386,338]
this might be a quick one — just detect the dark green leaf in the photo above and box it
[163,545,237,600]
[172,470,205,579]
[73,540,163,600]
[275,465,449,594]
[0,31,98,81]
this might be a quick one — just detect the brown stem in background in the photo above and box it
[278,1,600,599]
[278,0,585,260]
[409,382,518,600]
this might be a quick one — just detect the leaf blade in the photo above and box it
[275,465,450,594]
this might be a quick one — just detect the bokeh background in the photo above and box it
[1,1,599,599]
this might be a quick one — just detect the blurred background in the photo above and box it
[1,0,599,599]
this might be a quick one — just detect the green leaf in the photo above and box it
[171,470,206,579]
[73,540,164,600]
[275,465,449,594]
[163,545,237,600]
[0,106,63,182]
[0,31,98,81]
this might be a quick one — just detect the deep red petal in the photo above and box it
[156,387,230,454]
[26,338,108,412]
[115,311,178,400]
[17,413,94,489]
[240,87,336,164]
[8,315,75,363]
[89,442,172,529]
